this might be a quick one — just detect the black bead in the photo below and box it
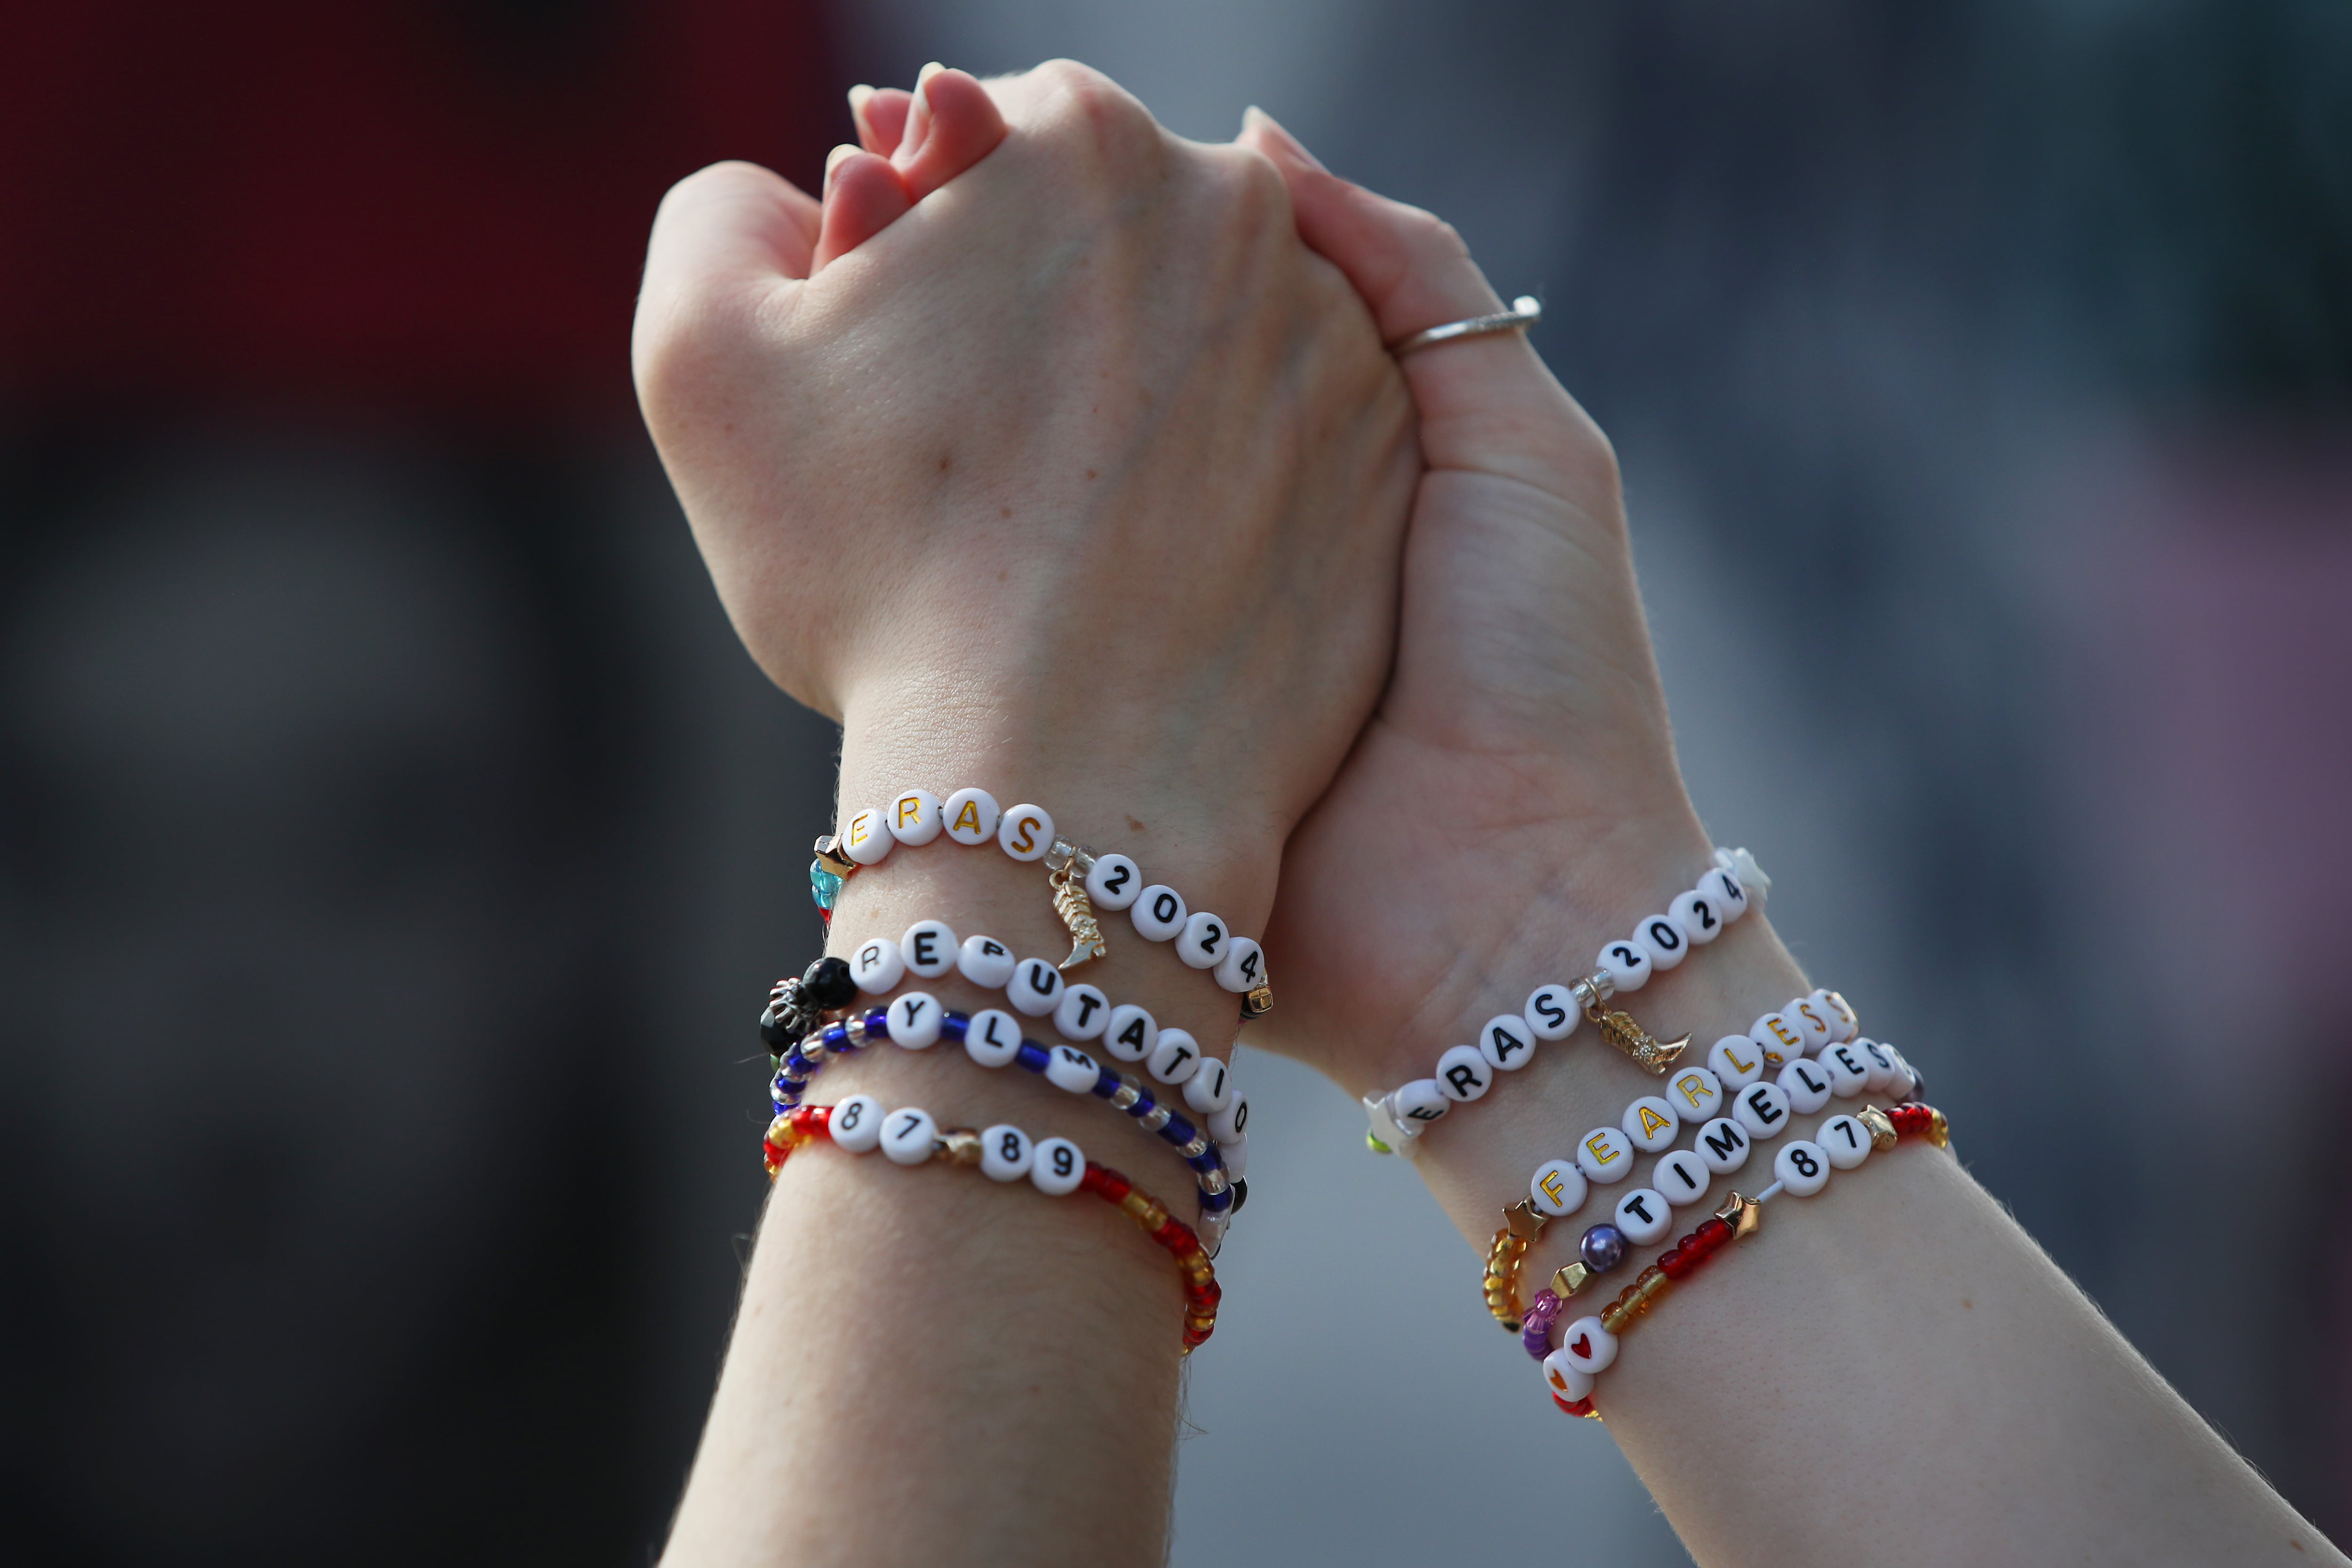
[760,1017,807,1051]
[803,955,857,1010]
[1228,1178,1248,1215]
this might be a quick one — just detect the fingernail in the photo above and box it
[916,61,946,88]
[825,142,860,187]
[1245,106,1326,172]
[897,70,938,166]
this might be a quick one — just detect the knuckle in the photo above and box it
[1029,58,1158,161]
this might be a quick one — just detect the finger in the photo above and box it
[850,84,913,156]
[639,159,818,335]
[812,146,914,271]
[893,67,1010,201]
[1240,109,1592,484]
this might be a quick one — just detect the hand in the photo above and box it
[633,65,1419,895]
[1231,111,1721,1095]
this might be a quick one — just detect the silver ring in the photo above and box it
[1390,294,1541,357]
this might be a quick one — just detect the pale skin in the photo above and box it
[634,60,2341,1568]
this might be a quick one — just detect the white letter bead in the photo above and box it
[829,1094,885,1154]
[889,788,942,845]
[1666,1065,1724,1121]
[1597,938,1653,992]
[1175,911,1227,969]
[1102,1003,1157,1063]
[942,787,1001,846]
[1524,983,1578,1041]
[1219,1134,1247,1180]
[1817,1041,1870,1097]
[1213,936,1264,995]
[1030,1136,1085,1195]
[1183,1056,1233,1114]
[899,920,958,979]
[964,1008,1025,1069]
[1773,1138,1831,1195]
[1614,1187,1672,1244]
[1708,1035,1767,1090]
[850,938,905,995]
[1131,885,1188,941]
[1147,1028,1202,1085]
[1576,1125,1636,1183]
[1435,1044,1493,1103]
[1045,1045,1101,1094]
[1777,1057,1833,1114]
[1054,983,1111,1041]
[1818,1114,1872,1169]
[1558,1316,1618,1375]
[879,1106,938,1165]
[1669,889,1725,945]
[1622,1095,1681,1153]
[1788,996,1833,1051]
[841,807,895,866]
[1633,913,1690,971]
[1209,1091,1248,1145]
[957,934,1017,989]
[979,1123,1033,1181]
[1543,1349,1596,1403]
[1655,1148,1713,1205]
[997,803,1054,862]
[1530,1158,1589,1217]
[1857,1039,1898,1093]
[886,991,942,1050]
[1478,1014,1539,1072]
[1695,1117,1753,1174]
[1751,1011,1805,1069]
[1734,1081,1793,1139]
[1813,987,1859,1042]
[1393,1078,1451,1130]
[1084,852,1142,910]
[1009,958,1065,1017]
[1702,866,1750,921]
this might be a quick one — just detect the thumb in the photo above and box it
[1239,109,1609,498]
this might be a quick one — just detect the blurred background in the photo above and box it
[2,0,2347,1562]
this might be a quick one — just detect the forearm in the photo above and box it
[1397,844,2337,1567]
[662,721,1269,1568]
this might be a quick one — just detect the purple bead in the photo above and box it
[1521,1289,1563,1360]
[1580,1222,1627,1274]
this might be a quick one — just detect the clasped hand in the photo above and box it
[634,59,1712,1101]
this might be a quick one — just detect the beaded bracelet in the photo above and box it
[758,922,1253,1162]
[763,1099,1221,1351]
[812,786,1273,1017]
[763,986,1248,1249]
[1538,1101,1949,1417]
[1485,999,1921,1331]
[1363,847,1770,1158]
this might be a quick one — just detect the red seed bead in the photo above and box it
[1695,1218,1732,1252]
[1094,1167,1132,1203]
[1553,1394,1597,1417]
[1658,1246,1694,1280]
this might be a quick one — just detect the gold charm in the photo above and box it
[1856,1104,1898,1151]
[1551,1260,1594,1298]
[1240,983,1273,1020]
[811,835,856,879]
[1503,1198,1550,1241]
[1586,998,1689,1075]
[1049,864,1108,971]
[1714,1190,1762,1241]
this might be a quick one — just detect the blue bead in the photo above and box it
[1128,1090,1157,1119]
[1185,1151,1220,1174]
[1159,1114,1197,1147]
[1089,1069,1120,1098]
[1016,1042,1051,1073]
[1199,1186,1233,1212]
[809,860,844,911]
[941,1011,969,1040]
[819,1025,849,1049]
[1581,1223,1628,1273]
[866,1008,890,1033]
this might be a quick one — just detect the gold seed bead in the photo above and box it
[1928,1107,1950,1148]
[1552,1261,1593,1298]
[766,1114,794,1145]
[939,1129,984,1166]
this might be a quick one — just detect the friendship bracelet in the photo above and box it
[811,786,1273,1017]
[761,977,1249,1248]
[1539,1101,1950,1417]
[762,1100,1221,1350]
[761,923,1252,1138]
[1363,847,1770,1158]
[1515,992,1918,1305]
